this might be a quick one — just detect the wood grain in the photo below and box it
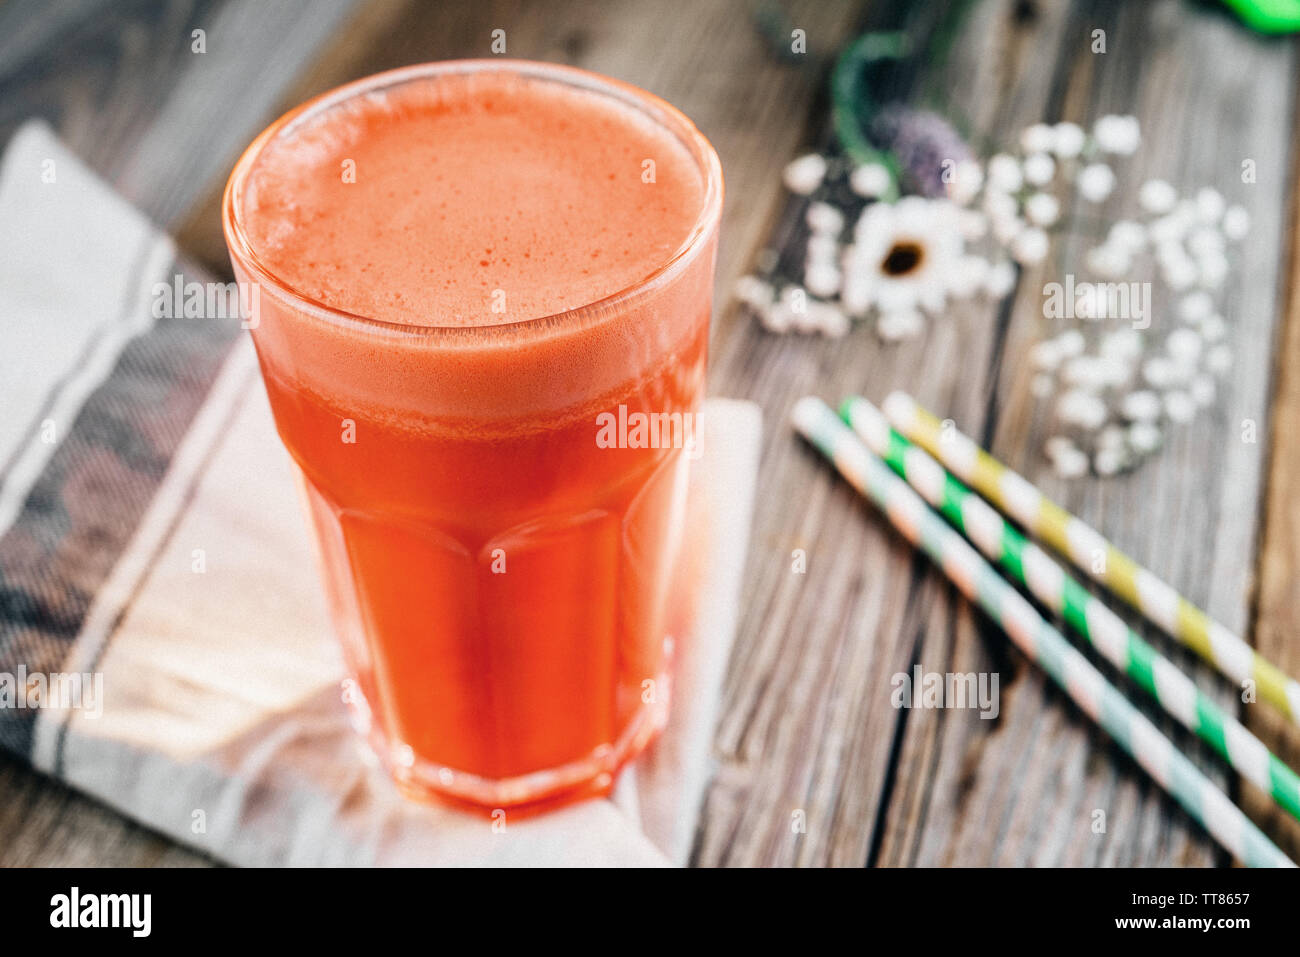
[2,0,1299,867]
[702,0,1297,866]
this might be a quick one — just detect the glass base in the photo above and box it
[349,672,673,811]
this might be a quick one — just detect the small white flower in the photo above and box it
[1012,227,1050,265]
[783,153,827,195]
[1022,152,1056,187]
[1094,447,1125,476]
[1046,436,1090,477]
[1093,114,1141,155]
[804,262,842,299]
[993,214,1025,245]
[1107,220,1146,252]
[850,162,893,199]
[1078,163,1116,203]
[1205,344,1233,375]
[1187,229,1224,265]
[1160,257,1198,291]
[1197,254,1228,289]
[1138,179,1178,214]
[1057,389,1108,429]
[1166,327,1203,365]
[1086,244,1130,279]
[760,306,791,333]
[1062,356,1113,391]
[948,255,991,298]
[1020,123,1055,154]
[945,160,984,206]
[1030,340,1063,371]
[1178,291,1213,323]
[1142,356,1176,389]
[1030,373,1055,397]
[1098,424,1127,449]
[1120,390,1162,422]
[1045,435,1080,459]
[1195,187,1225,224]
[1052,445,1091,478]
[1191,375,1216,407]
[985,259,1017,297]
[877,308,925,341]
[807,233,839,264]
[1101,329,1143,361]
[1025,192,1061,227]
[806,201,845,236]
[1050,123,1081,158]
[810,301,850,337]
[1200,314,1227,342]
[1056,329,1086,357]
[1163,390,1196,423]
[1127,421,1163,453]
[1221,205,1250,241]
[734,275,775,310]
[846,196,965,319]
[982,189,1018,224]
[1051,122,1086,159]
[959,209,989,241]
[987,154,1023,193]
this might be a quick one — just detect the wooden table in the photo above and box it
[2,0,1298,866]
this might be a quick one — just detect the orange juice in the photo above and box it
[223,61,722,808]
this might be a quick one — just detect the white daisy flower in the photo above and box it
[845,197,964,324]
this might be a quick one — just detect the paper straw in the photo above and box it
[843,395,1300,825]
[791,396,1293,868]
[881,392,1300,727]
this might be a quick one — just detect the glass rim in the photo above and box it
[221,58,724,341]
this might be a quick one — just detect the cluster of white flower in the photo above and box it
[1026,169,1248,475]
[739,114,1142,342]
[738,110,1250,478]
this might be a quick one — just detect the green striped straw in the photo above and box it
[843,395,1300,825]
[882,391,1300,727]
[791,396,1294,868]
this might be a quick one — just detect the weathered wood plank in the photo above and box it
[0,0,360,227]
[702,0,1296,866]
[1244,63,1300,859]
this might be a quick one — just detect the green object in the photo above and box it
[1221,0,1300,32]
[791,395,1293,867]
[839,395,1300,829]
[829,31,907,199]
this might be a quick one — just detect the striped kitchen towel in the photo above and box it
[0,121,762,866]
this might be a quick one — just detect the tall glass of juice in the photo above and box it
[222,60,723,808]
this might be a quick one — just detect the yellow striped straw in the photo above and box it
[882,391,1300,726]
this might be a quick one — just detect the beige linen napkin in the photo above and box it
[0,120,762,866]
